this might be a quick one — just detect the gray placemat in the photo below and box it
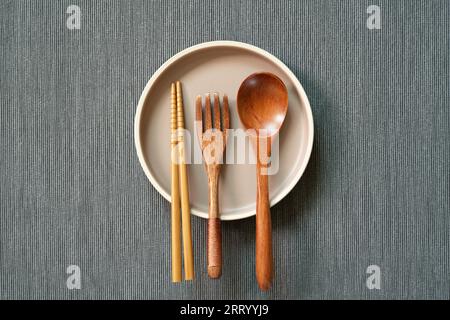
[0,0,449,299]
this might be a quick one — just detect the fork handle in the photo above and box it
[208,218,222,278]
[207,167,222,278]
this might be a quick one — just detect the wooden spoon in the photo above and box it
[237,72,288,291]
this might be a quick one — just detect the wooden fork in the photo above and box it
[195,93,230,279]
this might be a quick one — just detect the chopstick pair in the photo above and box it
[171,81,194,282]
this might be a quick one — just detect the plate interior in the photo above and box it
[138,45,312,220]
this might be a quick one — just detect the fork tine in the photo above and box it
[195,95,203,141]
[204,93,212,131]
[222,94,230,131]
[213,93,221,130]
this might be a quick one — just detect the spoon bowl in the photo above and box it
[237,73,288,137]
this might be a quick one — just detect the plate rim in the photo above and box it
[134,40,314,220]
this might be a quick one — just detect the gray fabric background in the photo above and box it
[0,0,449,300]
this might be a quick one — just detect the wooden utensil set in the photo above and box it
[169,73,288,290]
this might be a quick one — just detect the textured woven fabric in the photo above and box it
[0,0,449,299]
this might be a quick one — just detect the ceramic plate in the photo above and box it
[134,41,313,220]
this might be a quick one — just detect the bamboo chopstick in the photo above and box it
[170,83,182,283]
[176,81,194,280]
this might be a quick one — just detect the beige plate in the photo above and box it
[135,41,314,220]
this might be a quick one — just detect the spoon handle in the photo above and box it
[255,140,273,291]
